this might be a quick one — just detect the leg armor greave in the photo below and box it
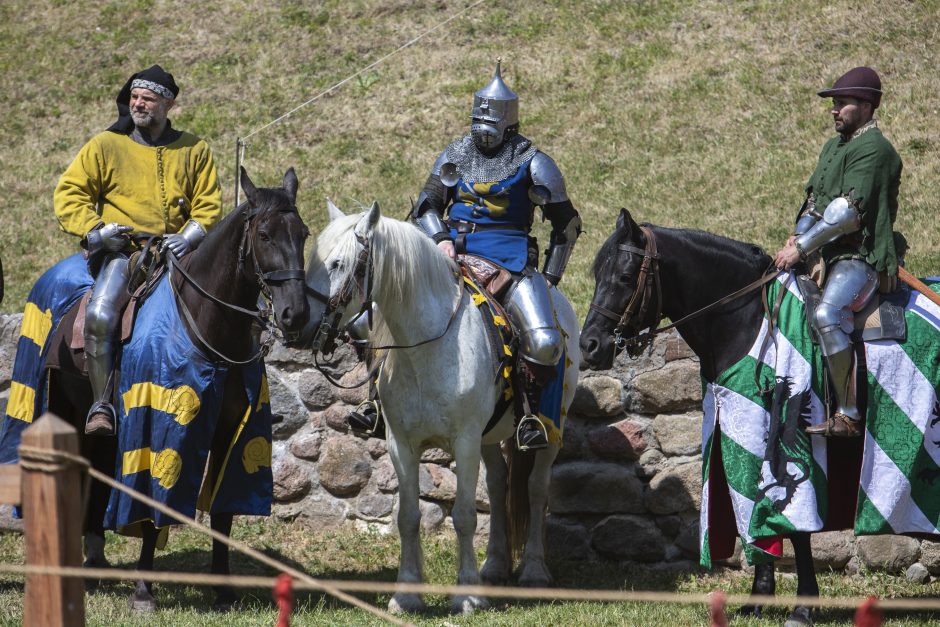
[813,260,878,423]
[85,254,131,401]
[504,271,562,367]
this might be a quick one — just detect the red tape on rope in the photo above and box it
[709,590,728,627]
[854,596,882,627]
[274,573,294,627]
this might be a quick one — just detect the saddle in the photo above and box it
[795,273,908,345]
[46,246,167,373]
[457,256,519,435]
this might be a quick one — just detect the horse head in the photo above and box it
[302,199,381,354]
[580,208,662,369]
[239,166,310,343]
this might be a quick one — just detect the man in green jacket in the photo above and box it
[774,66,903,437]
[54,64,222,436]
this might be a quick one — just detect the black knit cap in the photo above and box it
[817,66,882,109]
[107,64,180,134]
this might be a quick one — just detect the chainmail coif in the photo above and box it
[445,134,538,185]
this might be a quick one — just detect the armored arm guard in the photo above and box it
[414,151,453,244]
[794,195,861,259]
[793,192,820,236]
[528,152,569,205]
[542,210,581,286]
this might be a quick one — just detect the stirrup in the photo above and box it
[85,401,116,437]
[347,400,385,439]
[804,412,862,438]
[515,414,548,451]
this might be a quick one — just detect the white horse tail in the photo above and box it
[506,442,535,561]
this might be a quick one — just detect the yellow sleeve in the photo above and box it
[54,138,106,238]
[186,141,222,232]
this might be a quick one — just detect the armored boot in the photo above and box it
[347,397,385,439]
[514,360,553,451]
[805,337,862,438]
[84,338,118,436]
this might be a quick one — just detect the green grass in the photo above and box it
[1,521,939,625]
[2,1,940,319]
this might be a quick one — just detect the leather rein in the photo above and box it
[589,226,780,355]
[169,205,305,365]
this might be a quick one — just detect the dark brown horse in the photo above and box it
[38,167,308,611]
[580,209,830,627]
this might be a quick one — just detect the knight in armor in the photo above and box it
[54,65,222,436]
[774,66,903,438]
[347,60,581,450]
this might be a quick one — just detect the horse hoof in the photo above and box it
[737,604,763,618]
[82,555,111,569]
[388,592,425,614]
[480,562,510,586]
[129,590,157,613]
[451,595,488,615]
[783,605,813,627]
[213,588,240,613]
[517,563,553,588]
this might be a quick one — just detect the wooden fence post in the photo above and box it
[20,412,85,626]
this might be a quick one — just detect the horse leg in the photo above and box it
[784,532,818,627]
[387,438,426,614]
[210,513,239,611]
[50,370,112,569]
[517,444,558,587]
[129,521,160,612]
[449,436,487,614]
[739,560,775,618]
[479,443,511,585]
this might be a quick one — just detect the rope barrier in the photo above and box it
[15,444,408,626]
[232,0,486,206]
[239,0,486,143]
[2,562,940,613]
[6,445,937,624]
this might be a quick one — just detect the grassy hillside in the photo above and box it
[2,0,939,317]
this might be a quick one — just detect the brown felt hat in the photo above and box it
[817,66,882,108]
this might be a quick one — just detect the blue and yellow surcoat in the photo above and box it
[448,160,535,272]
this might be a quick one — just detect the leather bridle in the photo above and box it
[307,230,373,355]
[589,225,782,358]
[588,225,663,356]
[170,204,306,364]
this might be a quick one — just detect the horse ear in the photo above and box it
[325,197,345,222]
[283,167,298,203]
[616,208,638,237]
[354,202,381,239]
[240,167,260,207]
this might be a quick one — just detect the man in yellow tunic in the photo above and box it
[54,64,222,436]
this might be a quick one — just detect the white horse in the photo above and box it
[304,201,580,614]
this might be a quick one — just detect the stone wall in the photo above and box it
[1,312,938,580]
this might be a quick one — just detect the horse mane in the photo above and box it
[597,222,771,280]
[318,211,459,346]
[655,225,772,276]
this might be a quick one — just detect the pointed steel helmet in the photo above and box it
[470,59,519,151]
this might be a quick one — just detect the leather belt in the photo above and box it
[447,220,528,234]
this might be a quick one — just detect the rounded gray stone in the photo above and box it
[810,530,855,570]
[652,412,703,456]
[856,535,921,573]
[920,540,940,574]
[571,375,624,417]
[545,517,595,561]
[591,515,667,562]
[549,461,645,515]
[272,455,312,502]
[906,562,930,584]
[645,461,701,514]
[318,435,372,496]
[628,360,702,414]
[267,371,309,440]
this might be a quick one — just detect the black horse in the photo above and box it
[41,167,309,611]
[579,209,845,626]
